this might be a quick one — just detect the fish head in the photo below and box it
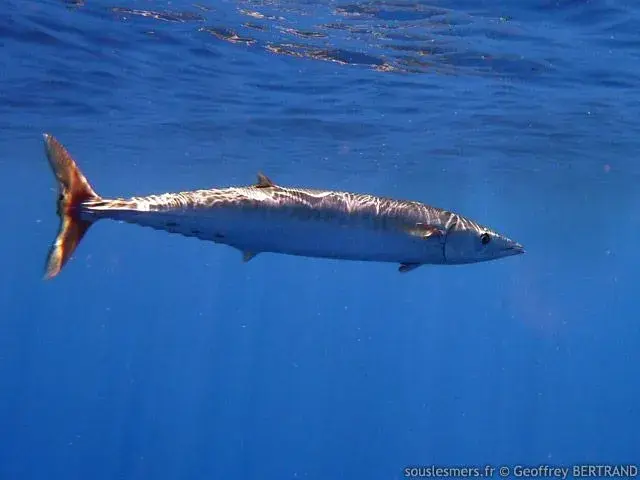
[444,215,524,264]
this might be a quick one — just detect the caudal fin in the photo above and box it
[43,134,101,279]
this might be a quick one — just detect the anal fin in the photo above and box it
[243,251,258,262]
[399,263,422,273]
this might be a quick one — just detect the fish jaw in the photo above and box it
[443,215,524,265]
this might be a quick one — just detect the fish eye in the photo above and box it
[480,233,491,245]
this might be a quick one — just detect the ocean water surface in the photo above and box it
[1,0,639,478]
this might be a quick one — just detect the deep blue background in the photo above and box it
[1,0,639,478]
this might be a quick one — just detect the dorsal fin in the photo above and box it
[255,172,274,188]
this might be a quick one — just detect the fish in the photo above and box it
[42,133,524,279]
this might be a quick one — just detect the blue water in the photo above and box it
[2,0,639,478]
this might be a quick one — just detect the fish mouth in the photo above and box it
[504,243,525,255]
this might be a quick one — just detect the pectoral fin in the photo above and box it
[406,223,445,240]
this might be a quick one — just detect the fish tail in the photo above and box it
[43,134,101,279]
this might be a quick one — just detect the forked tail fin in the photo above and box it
[43,134,101,279]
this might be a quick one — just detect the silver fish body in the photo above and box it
[42,134,524,279]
